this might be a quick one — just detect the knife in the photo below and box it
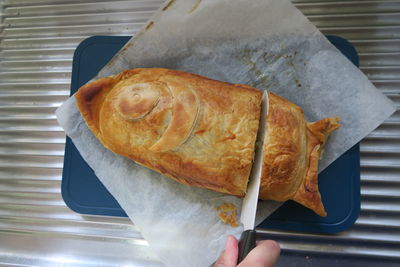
[238,91,268,263]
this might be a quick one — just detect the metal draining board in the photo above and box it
[0,0,399,266]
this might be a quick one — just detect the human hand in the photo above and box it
[214,235,280,267]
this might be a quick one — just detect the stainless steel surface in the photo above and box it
[0,0,399,266]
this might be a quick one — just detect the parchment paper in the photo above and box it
[56,0,395,266]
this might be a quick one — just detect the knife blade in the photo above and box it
[238,91,268,263]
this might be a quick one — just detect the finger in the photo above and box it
[214,235,239,267]
[238,240,280,267]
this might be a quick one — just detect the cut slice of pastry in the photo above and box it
[75,68,262,197]
[259,93,340,216]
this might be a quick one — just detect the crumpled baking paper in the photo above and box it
[56,0,396,266]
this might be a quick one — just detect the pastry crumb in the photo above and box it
[215,203,239,227]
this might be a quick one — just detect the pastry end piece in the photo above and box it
[292,116,340,217]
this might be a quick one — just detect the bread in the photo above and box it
[75,68,340,216]
[75,68,262,197]
[259,93,340,216]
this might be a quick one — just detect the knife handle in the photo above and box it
[238,229,256,263]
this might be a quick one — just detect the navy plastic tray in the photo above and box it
[62,35,360,233]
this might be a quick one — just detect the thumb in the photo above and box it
[238,240,280,267]
[214,235,239,267]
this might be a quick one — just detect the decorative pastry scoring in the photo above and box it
[112,77,200,152]
[75,68,262,197]
[149,78,200,152]
[114,82,161,121]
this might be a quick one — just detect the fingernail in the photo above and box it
[265,240,281,254]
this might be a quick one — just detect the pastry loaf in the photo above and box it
[259,93,340,216]
[75,68,340,216]
[75,68,262,197]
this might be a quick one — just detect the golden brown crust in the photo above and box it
[214,203,239,227]
[115,82,161,121]
[75,77,119,140]
[75,68,339,215]
[292,134,325,216]
[259,93,340,217]
[259,93,307,201]
[75,68,262,197]
[149,77,199,152]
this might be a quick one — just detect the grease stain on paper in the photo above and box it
[189,0,202,13]
[145,21,155,31]
[162,0,176,11]
[238,48,269,88]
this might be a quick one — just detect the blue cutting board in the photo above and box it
[62,35,360,233]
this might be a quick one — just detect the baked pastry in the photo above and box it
[259,93,340,216]
[75,68,340,217]
[75,68,262,197]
